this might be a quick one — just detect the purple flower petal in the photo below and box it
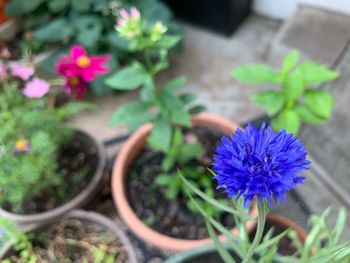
[213,123,310,207]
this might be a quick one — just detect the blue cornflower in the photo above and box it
[213,123,310,207]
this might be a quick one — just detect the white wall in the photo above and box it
[253,0,350,20]
[300,0,350,15]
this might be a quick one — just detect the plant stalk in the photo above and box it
[242,200,268,263]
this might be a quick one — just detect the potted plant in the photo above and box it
[0,48,110,225]
[174,123,350,262]
[232,50,339,135]
[2,0,181,96]
[105,7,258,251]
[0,210,138,263]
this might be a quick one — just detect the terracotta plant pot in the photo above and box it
[0,0,8,24]
[165,214,308,262]
[0,210,138,263]
[0,130,107,225]
[264,214,307,243]
[111,113,258,252]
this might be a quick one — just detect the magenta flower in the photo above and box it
[56,44,110,83]
[62,75,88,101]
[22,78,50,98]
[10,63,34,81]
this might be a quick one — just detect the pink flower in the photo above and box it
[56,44,110,83]
[130,7,140,19]
[23,78,50,98]
[10,63,34,81]
[55,44,110,99]
[120,8,129,20]
[0,63,8,79]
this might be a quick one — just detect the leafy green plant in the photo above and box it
[5,0,182,96]
[0,73,92,213]
[0,219,37,263]
[180,172,350,263]
[106,7,217,216]
[232,50,339,134]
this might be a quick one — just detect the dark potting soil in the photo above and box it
[126,127,235,240]
[6,218,128,262]
[4,132,98,214]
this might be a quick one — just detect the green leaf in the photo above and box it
[284,68,304,103]
[299,61,340,85]
[34,18,73,42]
[294,104,327,125]
[271,110,301,135]
[164,75,187,93]
[105,63,149,90]
[160,90,191,126]
[189,105,206,114]
[178,143,204,164]
[24,10,51,30]
[71,0,91,12]
[232,64,280,85]
[205,219,236,263]
[48,0,70,12]
[109,101,153,130]
[73,16,102,48]
[155,174,173,186]
[250,90,284,116]
[5,0,44,16]
[155,35,182,49]
[281,50,299,76]
[148,119,172,152]
[333,208,346,245]
[304,89,334,119]
[179,93,197,105]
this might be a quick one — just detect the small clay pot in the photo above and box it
[111,113,258,252]
[0,210,138,263]
[0,130,107,225]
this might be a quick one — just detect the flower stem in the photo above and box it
[242,200,268,263]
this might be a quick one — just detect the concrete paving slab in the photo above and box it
[268,5,350,67]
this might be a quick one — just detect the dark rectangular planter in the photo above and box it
[162,0,252,36]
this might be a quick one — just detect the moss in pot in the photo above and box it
[0,210,138,263]
[0,48,110,225]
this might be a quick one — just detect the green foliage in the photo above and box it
[180,172,350,263]
[0,219,37,263]
[5,0,182,96]
[0,82,91,213]
[232,50,339,135]
[153,130,226,218]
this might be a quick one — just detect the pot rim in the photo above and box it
[0,209,138,263]
[111,112,258,252]
[0,129,107,225]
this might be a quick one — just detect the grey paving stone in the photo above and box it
[268,5,350,67]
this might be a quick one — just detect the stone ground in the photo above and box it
[72,6,350,259]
